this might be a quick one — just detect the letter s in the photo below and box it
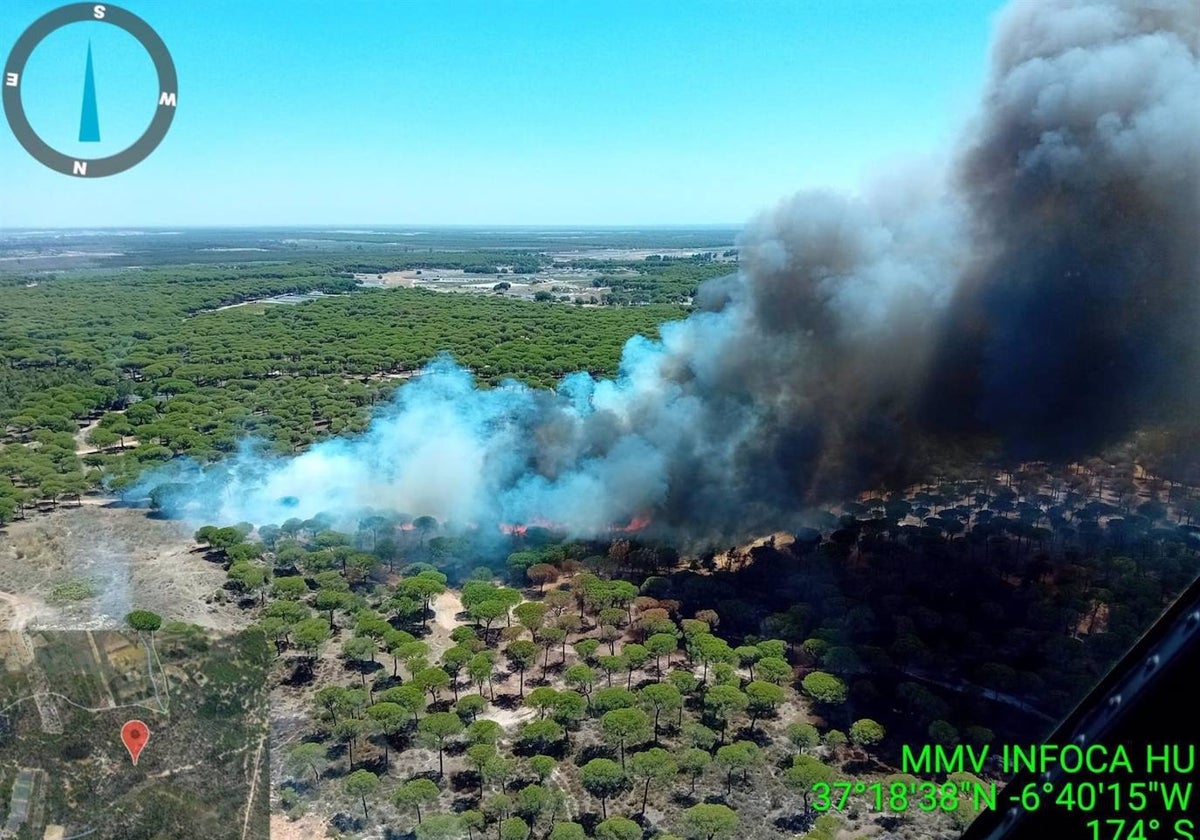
[93,4,106,19]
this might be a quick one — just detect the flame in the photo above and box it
[498,513,651,536]
[610,514,652,533]
[500,517,558,535]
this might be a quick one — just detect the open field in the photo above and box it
[355,266,617,304]
[0,506,247,632]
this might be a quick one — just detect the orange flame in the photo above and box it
[498,513,652,536]
[610,514,652,533]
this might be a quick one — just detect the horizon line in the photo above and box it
[0,222,746,232]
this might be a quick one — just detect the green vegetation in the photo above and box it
[47,579,96,603]
[0,257,687,519]
[124,609,163,633]
[588,259,732,305]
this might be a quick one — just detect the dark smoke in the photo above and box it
[137,0,1200,541]
[928,0,1200,457]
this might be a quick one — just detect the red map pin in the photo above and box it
[121,720,150,766]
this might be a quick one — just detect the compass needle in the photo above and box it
[79,39,100,142]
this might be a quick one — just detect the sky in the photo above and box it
[1,0,1005,228]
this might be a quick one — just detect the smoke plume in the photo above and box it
[929,0,1200,456]
[138,0,1199,540]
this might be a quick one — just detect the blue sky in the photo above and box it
[1,1,1005,228]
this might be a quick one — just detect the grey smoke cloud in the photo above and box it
[137,0,1199,540]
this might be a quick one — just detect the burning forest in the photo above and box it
[3,3,1199,839]
[130,0,1198,547]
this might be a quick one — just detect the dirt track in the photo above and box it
[426,589,464,659]
[0,591,38,631]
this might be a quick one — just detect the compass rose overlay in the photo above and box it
[3,3,177,177]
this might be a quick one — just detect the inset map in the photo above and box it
[0,627,270,840]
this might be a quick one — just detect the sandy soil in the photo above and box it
[426,589,464,660]
[354,270,415,287]
[0,505,247,631]
[433,590,463,631]
[269,814,329,840]
[478,702,536,729]
[0,591,39,631]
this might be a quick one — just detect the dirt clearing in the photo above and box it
[269,814,329,840]
[0,505,248,632]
